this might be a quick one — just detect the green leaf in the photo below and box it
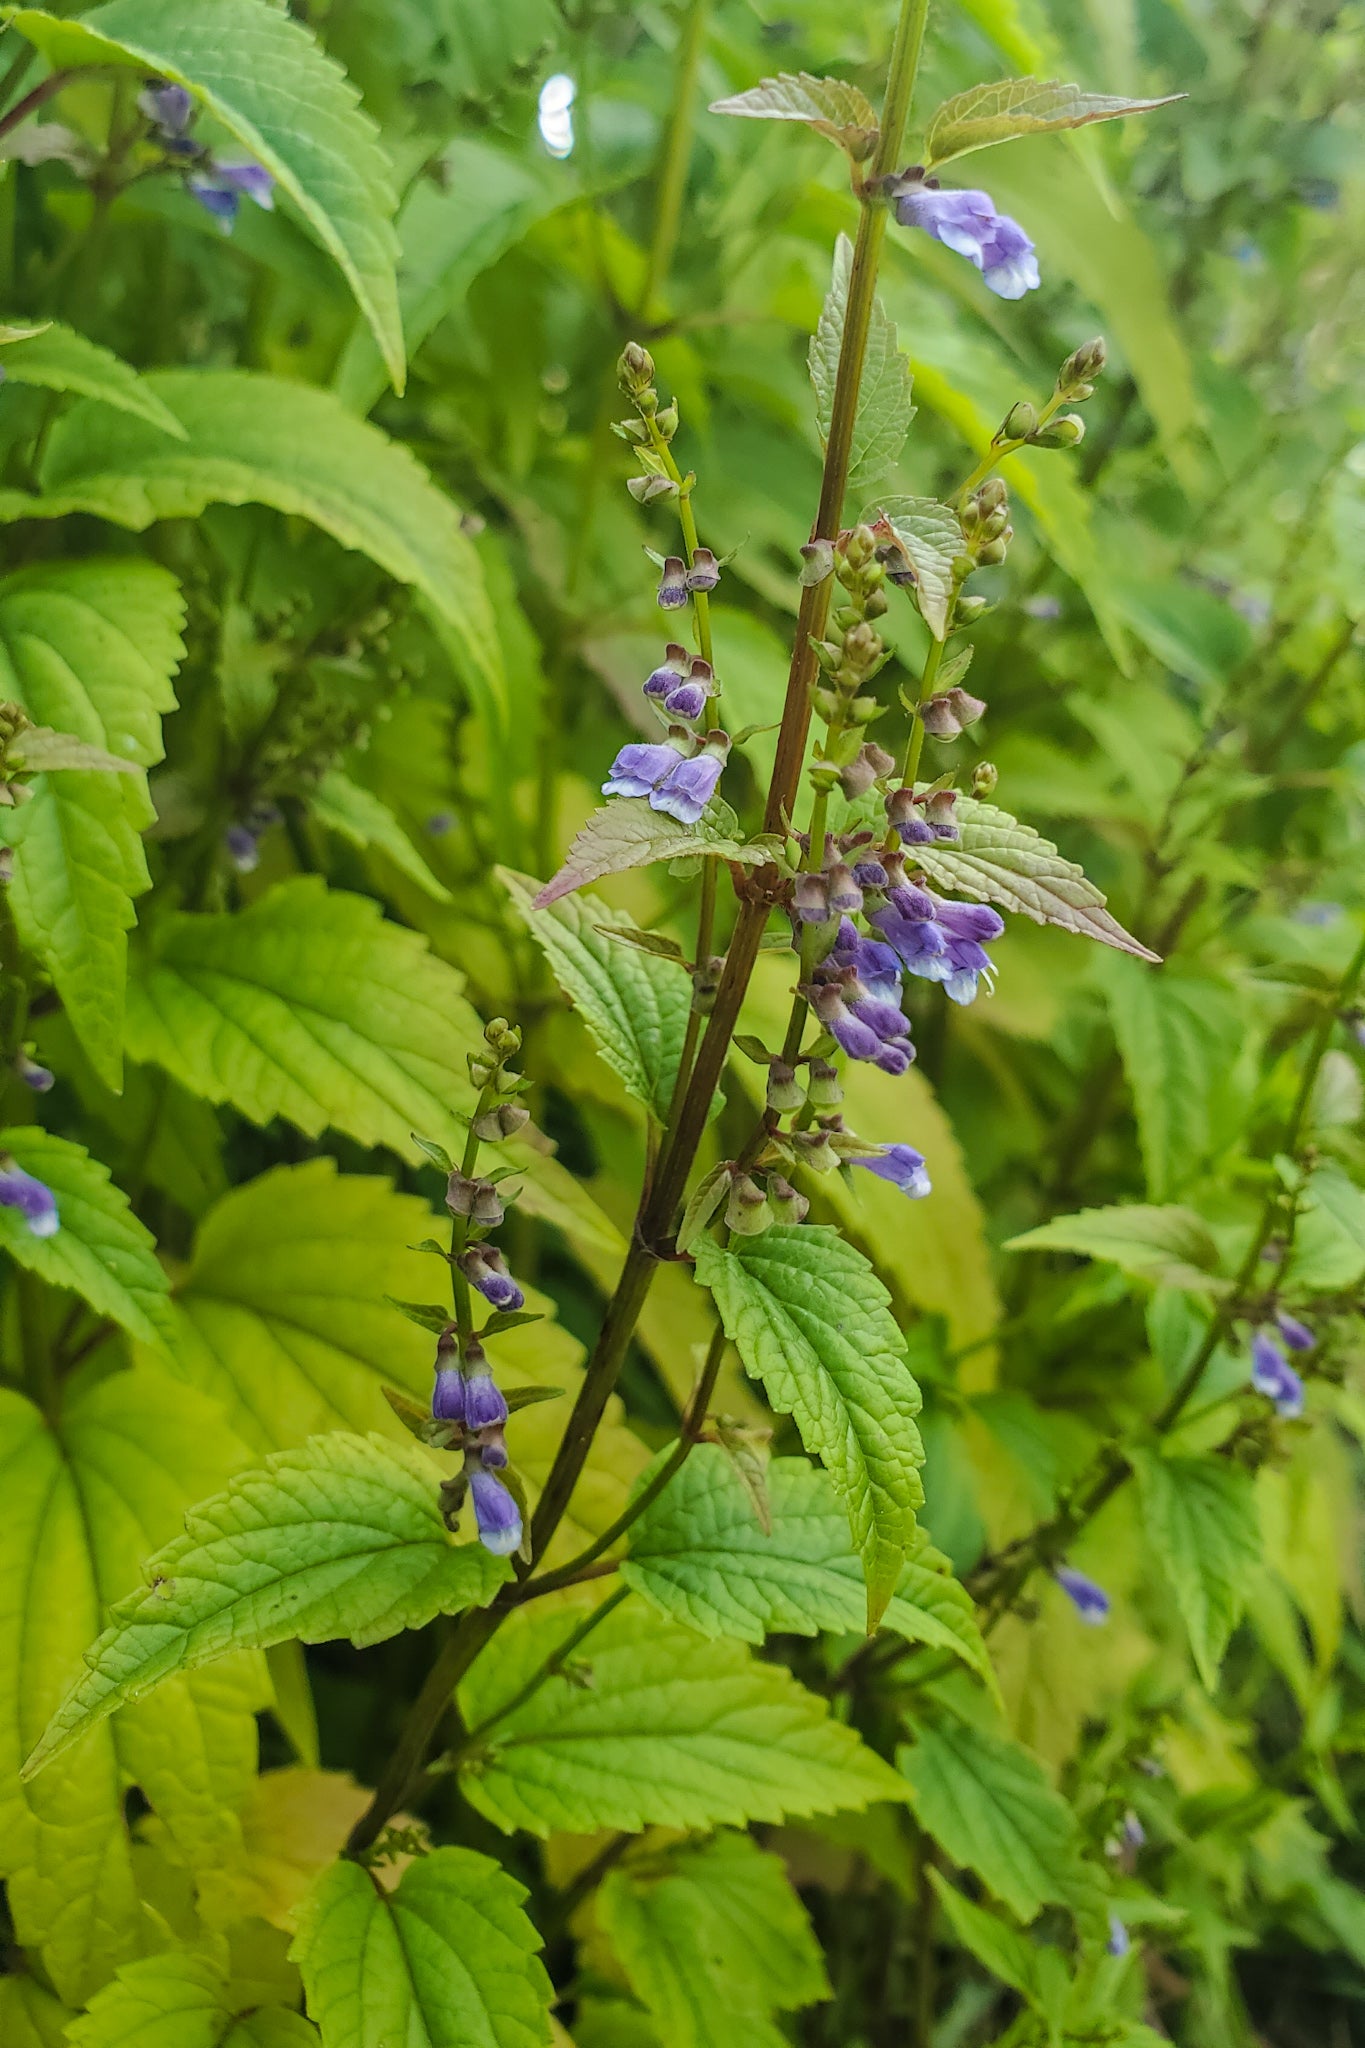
[598,1833,829,2048]
[9,726,141,774]
[310,769,452,903]
[457,1594,905,1835]
[293,1846,553,2048]
[912,796,1159,960]
[809,236,915,498]
[928,1871,1067,2010]
[0,1974,73,2048]
[924,76,1183,167]
[23,1431,509,1782]
[0,1128,171,1347]
[0,371,502,730]
[693,1227,924,1629]
[1097,955,1249,1197]
[67,1949,318,2048]
[165,1159,460,1452]
[1006,1203,1225,1292]
[898,1716,1094,1923]
[0,320,186,434]
[0,1369,266,2003]
[709,72,879,157]
[535,800,771,908]
[500,867,691,1120]
[123,877,487,1162]
[866,497,960,639]
[1131,1453,1261,1689]
[0,557,184,1085]
[1303,1163,1365,1262]
[624,1446,991,1685]
[8,0,403,390]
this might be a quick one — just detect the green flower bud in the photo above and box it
[1030,412,1086,449]
[617,341,656,396]
[1000,400,1038,442]
[972,760,999,797]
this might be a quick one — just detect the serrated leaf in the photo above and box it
[1006,1203,1225,1292]
[0,319,186,435]
[693,1228,923,1628]
[23,1431,509,1782]
[457,1594,904,1835]
[67,1949,318,2048]
[899,1717,1094,1924]
[0,371,502,732]
[310,769,452,903]
[911,795,1160,959]
[501,867,690,1120]
[293,1846,553,2048]
[810,235,915,498]
[165,1161,458,1452]
[598,1832,829,2048]
[123,877,488,1161]
[867,498,959,639]
[709,71,878,157]
[9,726,141,774]
[624,1446,991,1684]
[0,1369,265,2003]
[535,800,768,908]
[924,76,1184,168]
[0,1128,171,1347]
[0,557,184,1086]
[1131,1453,1261,1689]
[928,1871,1062,2008]
[8,0,404,389]
[1097,954,1248,1197]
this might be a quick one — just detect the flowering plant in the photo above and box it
[0,3,1362,2046]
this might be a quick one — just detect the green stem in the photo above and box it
[637,0,710,318]
[896,630,946,793]
[445,1584,630,1763]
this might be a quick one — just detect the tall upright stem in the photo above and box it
[639,0,710,317]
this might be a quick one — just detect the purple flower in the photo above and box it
[460,1246,524,1314]
[468,1464,522,1556]
[657,556,689,608]
[603,741,681,799]
[893,181,1039,300]
[1055,1566,1109,1625]
[644,644,689,698]
[1250,1330,1304,1419]
[1275,1311,1314,1353]
[426,810,455,837]
[224,823,259,872]
[794,873,832,926]
[139,81,194,138]
[662,679,708,720]
[16,1053,53,1092]
[652,752,723,825]
[1106,1914,1130,1959]
[1121,1810,1146,1852]
[686,547,720,592]
[873,889,1002,1006]
[463,1369,509,1432]
[432,1365,466,1423]
[853,859,888,892]
[0,1160,59,1237]
[807,967,915,1073]
[189,160,274,231]
[856,1144,931,1199]
[827,863,863,917]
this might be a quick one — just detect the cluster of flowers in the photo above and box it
[603,595,732,825]
[139,81,274,230]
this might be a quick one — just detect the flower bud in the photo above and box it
[842,620,880,664]
[956,594,991,624]
[794,872,832,925]
[838,740,895,799]
[627,472,677,504]
[807,1058,843,1108]
[842,524,878,571]
[686,547,721,593]
[618,341,656,395]
[16,1052,53,1092]
[768,1175,809,1227]
[725,1172,773,1236]
[766,1060,805,1114]
[924,788,960,841]
[1030,412,1085,448]
[975,476,1009,516]
[1000,400,1037,441]
[1058,336,1106,392]
[653,400,679,439]
[799,539,835,586]
[919,694,964,740]
[975,532,1011,567]
[472,1101,530,1142]
[971,759,999,798]
[471,1179,506,1228]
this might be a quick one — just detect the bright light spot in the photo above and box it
[538,73,576,159]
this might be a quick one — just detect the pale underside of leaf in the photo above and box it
[535,799,770,907]
[867,498,960,640]
[924,76,1185,168]
[709,72,879,157]
[1006,1201,1226,1294]
[911,794,1159,959]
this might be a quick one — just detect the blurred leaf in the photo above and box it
[310,770,452,903]
[0,1977,71,2048]
[924,78,1182,168]
[24,1432,509,1781]
[598,1832,828,2048]
[1132,1453,1261,1689]
[0,320,185,434]
[694,1227,924,1629]
[67,1949,317,2048]
[1097,956,1249,1197]
[0,1127,170,1347]
[457,1594,905,1836]
[1007,1203,1225,1290]
[10,0,403,388]
[501,867,691,1120]
[294,1847,552,2048]
[929,1870,1070,2009]
[810,235,914,497]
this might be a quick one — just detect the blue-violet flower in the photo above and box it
[0,1159,59,1237]
[892,179,1039,300]
[1250,1329,1304,1419]
[467,1462,522,1556]
[460,1246,524,1314]
[1055,1565,1110,1625]
[855,1144,931,1199]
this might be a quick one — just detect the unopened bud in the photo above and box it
[768,1176,809,1227]
[841,524,877,571]
[766,1060,804,1114]
[956,594,990,624]
[618,341,655,395]
[971,759,999,798]
[975,477,1009,516]
[975,531,1011,567]
[806,1058,843,1108]
[653,400,679,439]
[799,538,835,586]
[1030,412,1085,449]
[919,694,964,740]
[1059,336,1106,392]
[472,1101,531,1143]
[725,1172,772,1236]
[627,472,677,504]
[842,620,880,665]
[838,740,896,799]
[1000,400,1037,442]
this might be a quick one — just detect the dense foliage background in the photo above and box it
[0,1,1363,2045]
